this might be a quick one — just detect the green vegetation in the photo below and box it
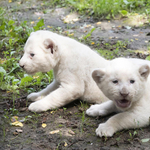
[0,8,53,90]
[97,40,132,59]
[0,8,53,115]
[54,0,150,18]
[128,130,138,141]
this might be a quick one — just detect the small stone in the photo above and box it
[15,129,23,133]
[13,132,19,135]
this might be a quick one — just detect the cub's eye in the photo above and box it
[30,53,35,57]
[130,80,135,84]
[112,80,118,84]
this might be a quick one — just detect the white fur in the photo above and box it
[86,58,150,137]
[19,30,110,112]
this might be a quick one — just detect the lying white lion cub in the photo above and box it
[19,30,110,112]
[86,58,150,137]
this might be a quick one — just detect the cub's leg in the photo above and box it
[86,100,117,117]
[96,110,148,137]
[27,80,59,101]
[28,83,83,112]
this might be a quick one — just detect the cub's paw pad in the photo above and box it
[96,123,115,137]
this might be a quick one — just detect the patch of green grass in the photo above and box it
[98,49,119,59]
[57,124,64,128]
[97,40,133,59]
[53,0,150,18]
[128,130,138,141]
[83,28,96,40]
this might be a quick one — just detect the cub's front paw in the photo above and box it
[86,105,100,117]
[27,93,40,101]
[86,104,107,117]
[28,100,49,112]
[96,123,115,137]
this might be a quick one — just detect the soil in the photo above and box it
[0,0,150,150]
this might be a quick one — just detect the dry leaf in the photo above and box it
[130,39,134,42]
[64,142,68,147]
[96,22,101,25]
[63,13,79,24]
[133,34,139,36]
[47,25,52,28]
[49,130,59,134]
[13,132,18,135]
[72,18,78,22]
[42,123,47,128]
[30,21,35,24]
[0,59,6,64]
[86,24,91,28]
[50,111,54,114]
[141,138,150,143]
[11,121,23,127]
[68,33,74,36]
[34,12,43,16]
[33,76,39,79]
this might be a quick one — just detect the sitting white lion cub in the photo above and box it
[86,58,150,137]
[19,30,110,112]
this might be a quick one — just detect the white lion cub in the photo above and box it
[19,30,110,112]
[86,58,150,137]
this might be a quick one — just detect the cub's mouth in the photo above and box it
[115,99,131,108]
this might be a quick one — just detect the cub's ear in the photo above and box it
[139,64,150,79]
[43,39,57,54]
[92,68,106,83]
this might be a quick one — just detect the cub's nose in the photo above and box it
[120,92,129,97]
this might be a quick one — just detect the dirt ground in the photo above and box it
[0,0,150,150]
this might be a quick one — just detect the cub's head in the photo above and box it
[19,30,59,75]
[92,58,150,111]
